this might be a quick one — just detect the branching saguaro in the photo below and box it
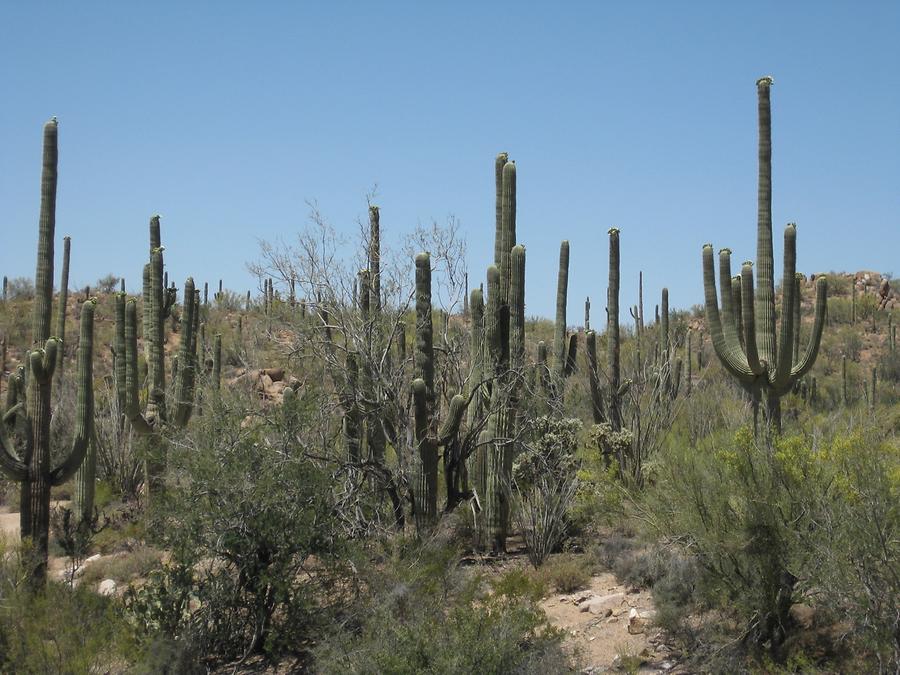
[122,217,198,497]
[0,119,97,587]
[702,77,827,434]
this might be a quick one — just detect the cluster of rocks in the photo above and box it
[565,589,656,634]
[56,553,117,596]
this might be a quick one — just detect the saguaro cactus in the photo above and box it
[553,240,570,383]
[0,119,96,586]
[479,247,526,551]
[607,228,622,431]
[122,218,197,495]
[411,253,466,528]
[702,78,827,433]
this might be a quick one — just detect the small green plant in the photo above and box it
[538,553,592,593]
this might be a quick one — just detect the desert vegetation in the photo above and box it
[1,78,897,674]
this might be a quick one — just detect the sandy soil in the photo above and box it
[542,571,685,673]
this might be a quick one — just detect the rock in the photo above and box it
[84,553,101,564]
[260,373,274,390]
[661,661,675,671]
[628,607,646,634]
[574,591,594,604]
[580,591,625,615]
[262,367,284,382]
[98,579,117,596]
[790,602,816,630]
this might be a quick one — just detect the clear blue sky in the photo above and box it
[2,2,898,321]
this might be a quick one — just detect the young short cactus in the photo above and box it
[702,78,827,433]
[0,119,96,586]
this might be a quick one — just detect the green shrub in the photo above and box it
[646,423,899,668]
[313,544,569,674]
[0,538,141,673]
[538,552,592,593]
[125,389,350,667]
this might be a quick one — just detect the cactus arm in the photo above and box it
[717,250,745,361]
[772,224,797,390]
[509,245,526,375]
[792,273,802,364]
[485,265,502,374]
[172,278,197,427]
[498,161,517,305]
[437,394,467,446]
[493,153,508,267]
[565,334,578,376]
[56,236,71,376]
[791,276,827,379]
[114,292,127,414]
[123,299,153,435]
[0,436,28,481]
[740,263,765,376]
[49,300,95,486]
[731,276,743,349]
[0,410,28,480]
[586,330,605,424]
[466,288,485,429]
[702,245,753,379]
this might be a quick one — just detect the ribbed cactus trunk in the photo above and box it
[842,355,848,406]
[553,240,570,387]
[685,329,693,396]
[467,288,485,445]
[369,206,381,313]
[584,296,591,331]
[122,217,196,499]
[702,77,828,436]
[413,253,436,527]
[607,229,622,431]
[586,331,604,424]
[0,120,96,587]
[55,235,71,379]
[212,334,222,390]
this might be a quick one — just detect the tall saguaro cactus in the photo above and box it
[702,77,827,433]
[554,240,570,383]
[0,119,96,586]
[411,253,466,528]
[607,228,622,431]
[122,217,197,495]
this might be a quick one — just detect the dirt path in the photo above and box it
[542,572,683,673]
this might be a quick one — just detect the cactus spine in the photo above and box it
[0,119,96,586]
[702,77,827,434]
